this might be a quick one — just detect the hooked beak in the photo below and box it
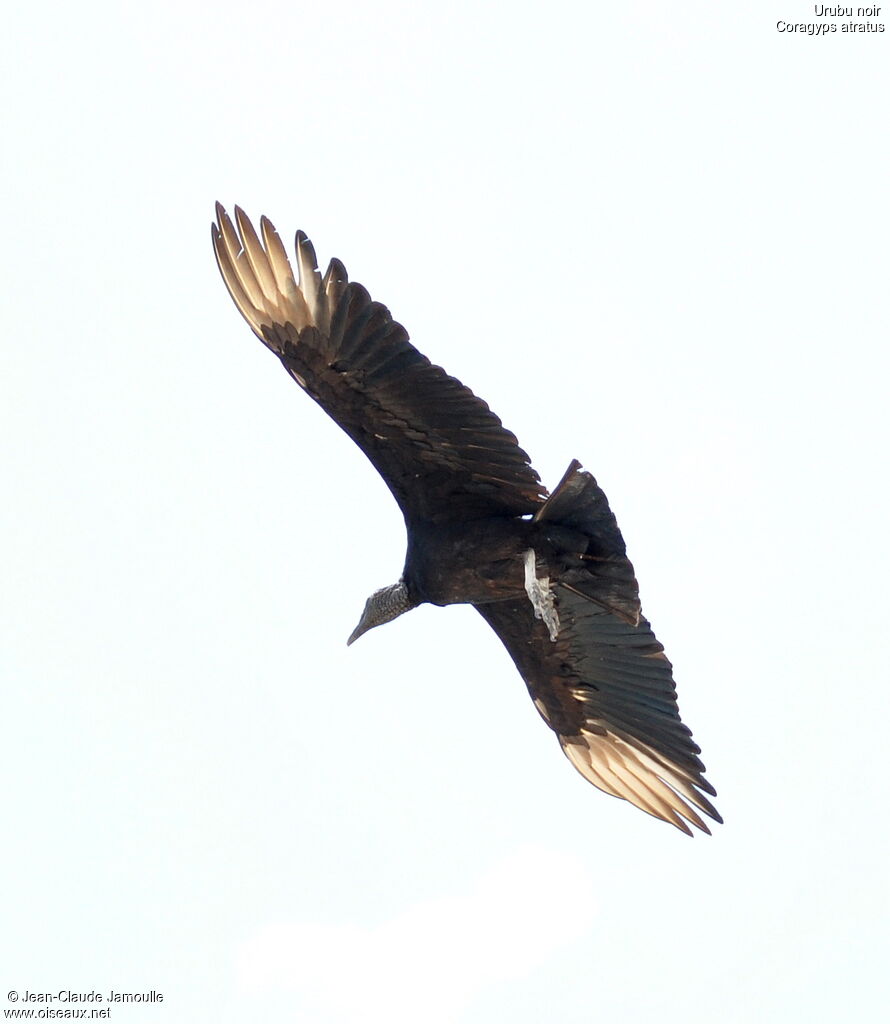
[346,621,367,646]
[346,606,373,646]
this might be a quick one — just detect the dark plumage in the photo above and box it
[212,204,721,835]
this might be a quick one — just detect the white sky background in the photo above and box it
[2,1,888,1021]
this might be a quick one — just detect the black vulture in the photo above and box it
[212,205,721,836]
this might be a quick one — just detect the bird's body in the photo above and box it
[212,205,722,836]
[405,515,534,607]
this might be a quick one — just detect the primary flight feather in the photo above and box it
[212,204,721,835]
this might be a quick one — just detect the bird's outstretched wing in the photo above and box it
[475,592,721,835]
[212,205,546,524]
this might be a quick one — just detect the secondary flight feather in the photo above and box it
[212,204,721,835]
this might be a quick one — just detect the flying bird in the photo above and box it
[212,204,721,836]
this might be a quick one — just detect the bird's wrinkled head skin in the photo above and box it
[347,581,415,645]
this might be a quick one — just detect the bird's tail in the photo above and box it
[535,460,641,626]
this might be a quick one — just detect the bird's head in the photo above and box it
[347,581,415,645]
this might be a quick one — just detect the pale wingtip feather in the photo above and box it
[561,727,719,835]
[615,735,722,823]
[215,205,242,267]
[603,746,702,833]
[216,207,270,323]
[294,229,323,325]
[212,215,267,339]
[234,206,278,305]
[259,216,285,289]
[213,204,328,342]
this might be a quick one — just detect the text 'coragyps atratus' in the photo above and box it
[212,205,721,836]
